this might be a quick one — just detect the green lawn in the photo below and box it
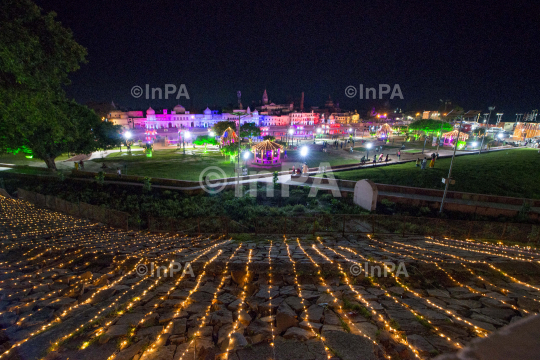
[88,146,370,180]
[0,152,72,165]
[333,148,540,199]
[92,149,238,180]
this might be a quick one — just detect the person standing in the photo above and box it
[429,156,435,168]
[397,150,401,160]
[117,167,122,176]
[373,157,377,167]
[385,154,389,163]
[378,153,384,162]
[421,157,427,170]
[415,158,420,167]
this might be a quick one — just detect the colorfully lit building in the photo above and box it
[106,90,352,142]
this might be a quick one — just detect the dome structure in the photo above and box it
[173,104,185,113]
[251,140,283,152]
[146,107,155,115]
[220,127,238,145]
[251,140,284,165]
[204,107,212,115]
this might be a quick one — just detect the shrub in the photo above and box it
[95,171,105,186]
[142,177,152,192]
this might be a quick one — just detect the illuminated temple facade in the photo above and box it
[108,104,322,130]
[105,90,347,139]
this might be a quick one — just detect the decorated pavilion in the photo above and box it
[376,123,393,138]
[442,130,469,144]
[220,127,238,145]
[251,140,283,165]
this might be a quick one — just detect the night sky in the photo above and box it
[35,0,540,118]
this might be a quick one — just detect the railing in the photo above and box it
[147,214,540,244]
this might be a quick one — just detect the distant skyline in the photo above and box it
[35,0,540,118]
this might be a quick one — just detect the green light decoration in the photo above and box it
[457,141,466,150]
[8,146,33,158]
[193,135,218,146]
[144,143,153,157]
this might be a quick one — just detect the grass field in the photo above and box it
[333,148,540,199]
[0,152,72,165]
[87,146,369,180]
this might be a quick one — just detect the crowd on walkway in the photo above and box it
[415,152,440,170]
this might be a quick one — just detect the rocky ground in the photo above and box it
[1,195,540,360]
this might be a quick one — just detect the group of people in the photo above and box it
[291,163,309,175]
[74,159,85,170]
[416,152,439,169]
[360,153,390,165]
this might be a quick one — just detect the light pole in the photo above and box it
[181,130,190,155]
[440,116,464,214]
[422,135,428,154]
[300,146,308,171]
[288,128,294,148]
[366,142,372,159]
[487,106,495,124]
[436,120,445,152]
[231,112,250,195]
[478,128,486,155]
[242,151,250,169]
[124,131,132,154]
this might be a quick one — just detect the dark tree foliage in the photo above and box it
[212,121,238,137]
[240,123,261,140]
[408,119,453,134]
[0,0,121,169]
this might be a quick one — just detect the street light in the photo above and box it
[231,112,250,196]
[242,151,250,169]
[366,142,372,159]
[179,130,191,154]
[288,128,294,147]
[123,131,132,154]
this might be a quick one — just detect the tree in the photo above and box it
[240,123,261,142]
[16,100,121,169]
[212,121,237,138]
[193,135,217,146]
[408,119,453,136]
[263,135,276,141]
[0,0,121,169]
[472,127,486,137]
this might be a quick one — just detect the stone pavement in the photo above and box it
[1,195,539,359]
